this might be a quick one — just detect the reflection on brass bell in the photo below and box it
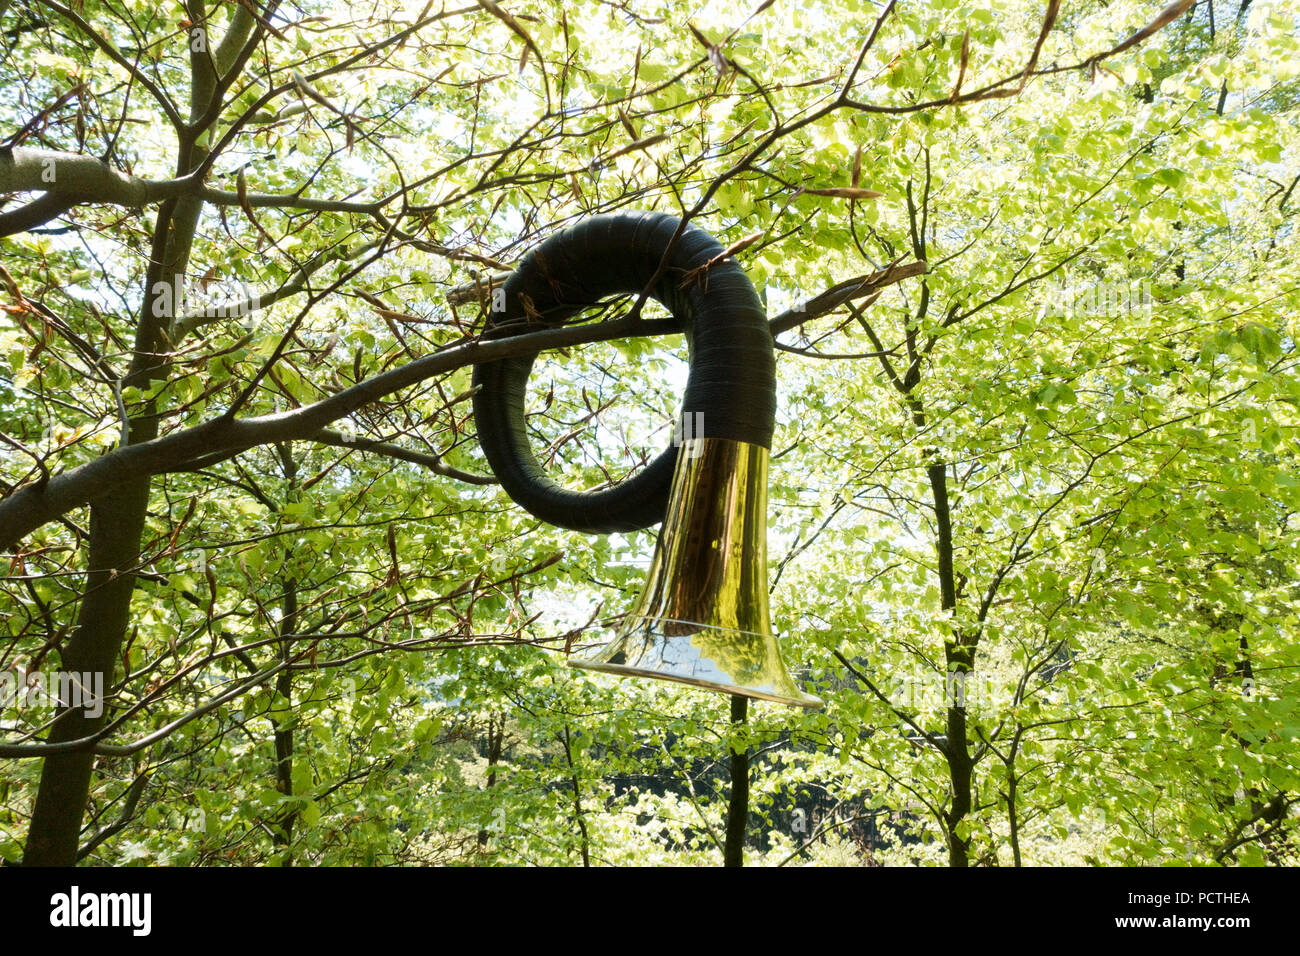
[567,437,824,709]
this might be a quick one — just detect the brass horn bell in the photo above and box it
[568,437,824,709]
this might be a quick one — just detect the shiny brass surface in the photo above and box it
[568,438,824,709]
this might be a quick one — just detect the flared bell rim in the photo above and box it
[566,616,826,710]
[568,656,825,709]
[564,438,824,711]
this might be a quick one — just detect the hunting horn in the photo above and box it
[472,210,823,709]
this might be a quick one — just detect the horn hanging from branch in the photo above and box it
[472,211,822,708]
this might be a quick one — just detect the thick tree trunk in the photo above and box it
[23,173,206,864]
[24,16,248,860]
[22,478,153,865]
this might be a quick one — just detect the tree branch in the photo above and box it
[311,427,495,485]
[0,263,924,549]
[0,147,386,238]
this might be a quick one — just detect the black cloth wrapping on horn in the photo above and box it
[472,210,777,533]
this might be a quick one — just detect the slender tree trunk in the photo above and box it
[724,694,748,867]
[476,714,504,849]
[927,460,976,867]
[943,700,972,866]
[271,667,296,855]
[271,577,298,862]
[1006,771,1021,867]
[560,725,591,867]
[269,444,300,862]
